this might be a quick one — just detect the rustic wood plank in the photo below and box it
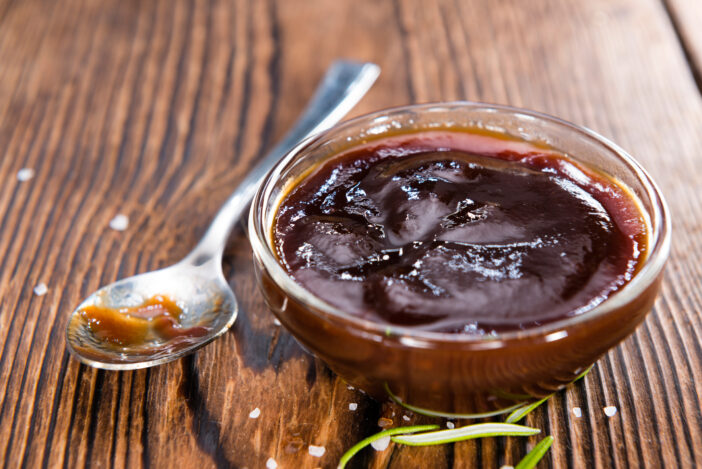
[0,0,701,468]
[664,0,702,90]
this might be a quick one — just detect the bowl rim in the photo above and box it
[248,101,671,349]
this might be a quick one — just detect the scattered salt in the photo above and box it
[370,436,391,451]
[273,318,281,326]
[109,214,129,231]
[347,385,354,390]
[266,458,277,469]
[348,403,358,411]
[308,445,326,457]
[446,421,455,429]
[17,168,34,181]
[33,283,48,296]
[572,407,582,418]
[377,417,393,428]
[402,415,410,422]
[604,406,617,417]
[249,407,261,419]
[500,466,515,469]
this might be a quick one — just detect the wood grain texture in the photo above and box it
[0,0,701,468]
[664,0,702,90]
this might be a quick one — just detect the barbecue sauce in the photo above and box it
[273,130,647,333]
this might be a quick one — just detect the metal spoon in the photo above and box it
[66,61,380,370]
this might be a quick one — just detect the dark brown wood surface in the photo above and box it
[1,0,701,467]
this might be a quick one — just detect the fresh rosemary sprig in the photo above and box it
[390,422,540,446]
[338,423,540,467]
[337,424,438,469]
[575,364,594,382]
[506,363,593,423]
[338,365,593,466]
[514,436,555,469]
[505,395,553,423]
[383,382,525,419]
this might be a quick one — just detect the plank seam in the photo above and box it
[660,0,702,95]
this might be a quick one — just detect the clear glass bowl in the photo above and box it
[248,102,670,416]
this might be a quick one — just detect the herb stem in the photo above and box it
[390,423,540,446]
[505,395,553,423]
[383,382,524,419]
[337,424,439,469]
[514,436,555,469]
[575,364,594,382]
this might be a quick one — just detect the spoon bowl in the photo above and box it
[67,259,236,369]
[66,60,380,370]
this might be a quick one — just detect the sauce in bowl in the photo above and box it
[273,130,647,334]
[250,103,669,414]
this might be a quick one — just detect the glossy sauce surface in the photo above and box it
[273,131,648,333]
[77,295,209,347]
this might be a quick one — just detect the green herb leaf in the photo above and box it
[515,436,554,469]
[390,422,540,446]
[337,424,439,469]
[383,382,525,419]
[505,395,553,423]
[575,364,594,382]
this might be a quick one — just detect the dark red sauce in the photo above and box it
[273,130,647,333]
[78,295,209,346]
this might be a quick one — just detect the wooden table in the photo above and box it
[1,0,701,467]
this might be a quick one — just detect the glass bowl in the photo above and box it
[248,102,670,416]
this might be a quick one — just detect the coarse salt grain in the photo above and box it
[347,385,354,390]
[33,283,48,296]
[109,214,129,231]
[308,445,326,457]
[500,466,515,469]
[370,436,390,451]
[266,458,277,469]
[446,421,455,429]
[249,407,261,419]
[273,318,281,326]
[17,168,35,181]
[604,406,617,417]
[573,407,582,418]
[348,403,358,411]
[377,417,393,428]
[402,415,410,422]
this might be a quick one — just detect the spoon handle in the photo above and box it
[183,61,380,266]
